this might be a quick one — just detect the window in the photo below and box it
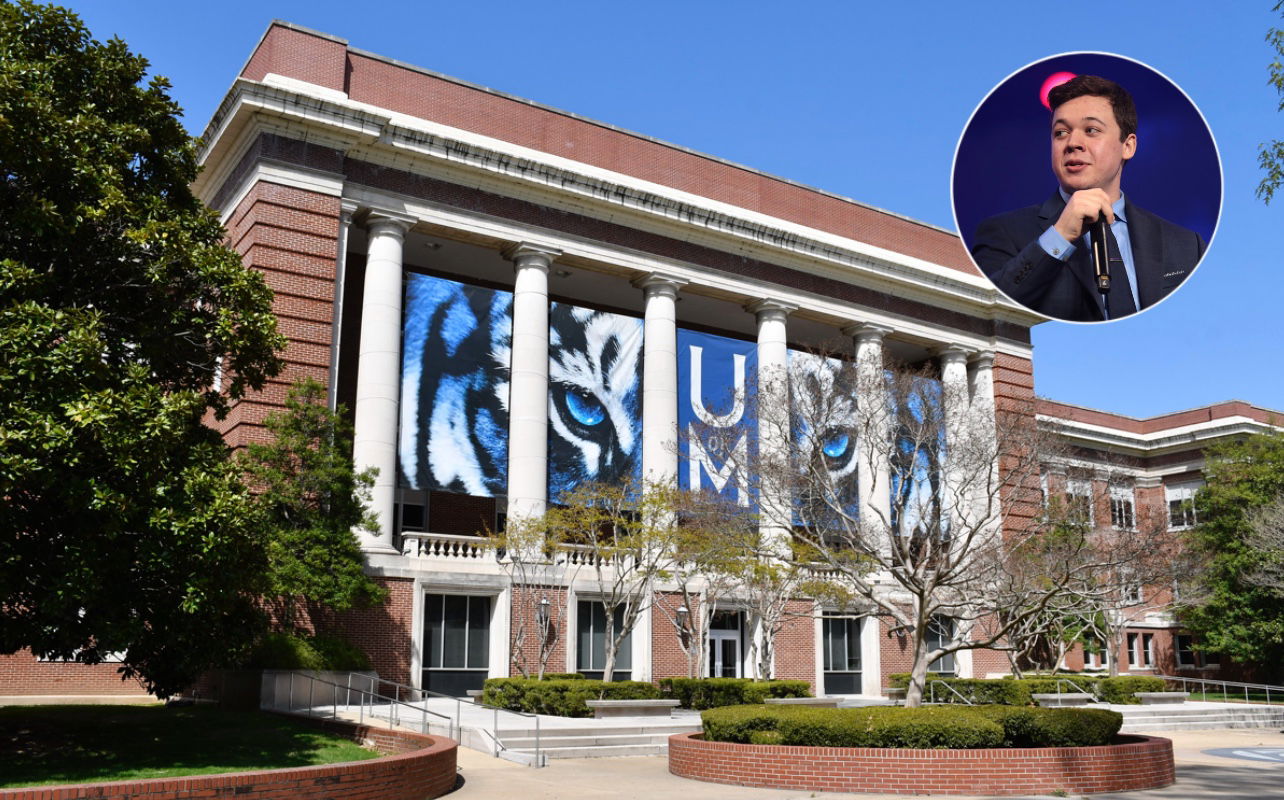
[1127,632,1154,668]
[576,600,631,680]
[422,593,491,695]
[1123,581,1143,606]
[1083,638,1109,670]
[926,616,956,677]
[822,616,862,693]
[1166,482,1202,530]
[1066,479,1093,526]
[1175,634,1198,667]
[1110,487,1135,530]
[1175,634,1219,668]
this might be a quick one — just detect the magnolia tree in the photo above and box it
[746,350,1173,706]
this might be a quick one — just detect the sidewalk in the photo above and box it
[447,726,1284,800]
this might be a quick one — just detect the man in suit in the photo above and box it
[971,75,1205,322]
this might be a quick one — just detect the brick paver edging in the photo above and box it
[0,715,457,800]
[668,732,1174,796]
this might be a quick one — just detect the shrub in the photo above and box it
[539,672,586,680]
[308,635,372,671]
[974,705,1123,747]
[659,677,811,708]
[887,672,940,689]
[920,678,1031,706]
[701,704,1122,748]
[245,632,326,670]
[481,677,660,717]
[1098,676,1165,704]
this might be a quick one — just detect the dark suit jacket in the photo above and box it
[971,192,1205,322]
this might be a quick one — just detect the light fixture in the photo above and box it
[676,605,690,628]
[537,596,551,627]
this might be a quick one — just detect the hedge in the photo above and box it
[244,632,372,671]
[1098,676,1166,704]
[659,677,812,709]
[702,704,1122,748]
[480,677,660,717]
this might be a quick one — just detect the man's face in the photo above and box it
[1050,94,1137,200]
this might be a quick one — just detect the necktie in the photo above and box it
[1097,224,1136,320]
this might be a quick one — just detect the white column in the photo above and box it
[352,212,414,553]
[749,299,795,556]
[504,243,560,523]
[968,353,1001,540]
[327,200,358,411]
[938,345,973,539]
[634,273,687,488]
[844,324,893,561]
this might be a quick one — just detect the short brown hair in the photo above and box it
[1049,75,1137,141]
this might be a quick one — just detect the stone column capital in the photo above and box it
[363,209,415,238]
[632,271,689,297]
[842,322,894,343]
[746,297,797,321]
[1135,476,1163,489]
[968,351,996,369]
[503,242,562,270]
[934,343,974,365]
[339,199,360,225]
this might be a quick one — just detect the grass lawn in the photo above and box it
[0,704,378,788]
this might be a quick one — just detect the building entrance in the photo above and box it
[707,611,742,678]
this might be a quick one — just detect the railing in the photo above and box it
[927,679,974,705]
[1053,677,1095,697]
[268,672,454,738]
[365,674,545,767]
[401,532,495,560]
[1157,674,1284,706]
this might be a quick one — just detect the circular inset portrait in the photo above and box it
[952,53,1221,324]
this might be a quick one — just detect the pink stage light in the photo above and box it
[1040,71,1077,109]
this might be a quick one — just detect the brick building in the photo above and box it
[1,22,1274,700]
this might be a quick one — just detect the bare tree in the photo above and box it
[1247,496,1284,595]
[757,351,1169,706]
[545,480,678,682]
[488,514,578,679]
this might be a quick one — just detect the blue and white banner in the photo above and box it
[677,329,758,506]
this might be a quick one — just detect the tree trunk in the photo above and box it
[602,611,616,683]
[905,633,933,708]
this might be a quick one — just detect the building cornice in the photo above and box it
[195,77,1043,335]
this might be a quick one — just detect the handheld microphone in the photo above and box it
[1090,216,1111,294]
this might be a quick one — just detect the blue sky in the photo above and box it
[65,1,1283,419]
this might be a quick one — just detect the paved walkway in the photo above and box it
[446,726,1284,800]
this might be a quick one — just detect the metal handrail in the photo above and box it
[276,672,453,739]
[1054,678,1095,697]
[927,679,974,705]
[364,673,544,766]
[1155,674,1284,705]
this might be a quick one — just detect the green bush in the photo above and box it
[659,677,810,709]
[920,678,1031,706]
[1098,676,1165,704]
[701,704,1122,749]
[887,672,940,689]
[480,677,661,717]
[539,672,586,680]
[308,635,372,671]
[244,632,371,671]
[974,705,1123,747]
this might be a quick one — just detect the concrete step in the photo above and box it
[499,721,699,759]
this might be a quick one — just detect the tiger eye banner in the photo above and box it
[399,274,643,499]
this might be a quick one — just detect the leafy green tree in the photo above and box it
[242,379,386,632]
[0,1,283,696]
[1259,1,1284,203]
[1181,432,1284,679]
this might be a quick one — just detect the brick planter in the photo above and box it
[0,716,457,800]
[668,732,1174,796]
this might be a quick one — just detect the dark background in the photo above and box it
[953,53,1221,252]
